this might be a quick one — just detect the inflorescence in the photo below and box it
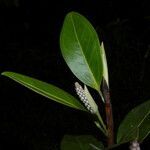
[75,82,94,114]
[129,140,140,150]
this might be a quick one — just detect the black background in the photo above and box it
[0,0,150,149]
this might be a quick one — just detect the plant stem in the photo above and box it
[96,112,108,136]
[102,79,114,147]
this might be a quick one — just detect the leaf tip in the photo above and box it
[1,71,8,76]
[1,71,12,77]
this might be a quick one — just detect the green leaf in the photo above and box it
[117,100,150,143]
[101,42,109,87]
[1,71,86,111]
[60,12,103,91]
[61,135,104,150]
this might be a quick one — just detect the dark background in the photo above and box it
[0,0,150,149]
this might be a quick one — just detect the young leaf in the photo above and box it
[84,85,98,113]
[1,71,87,111]
[101,42,109,87]
[60,12,103,91]
[61,135,104,150]
[117,100,150,144]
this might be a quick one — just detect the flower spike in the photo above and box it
[129,140,141,150]
[75,82,107,136]
[75,82,94,114]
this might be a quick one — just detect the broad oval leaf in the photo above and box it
[61,135,104,150]
[117,100,150,143]
[1,71,86,111]
[60,12,103,91]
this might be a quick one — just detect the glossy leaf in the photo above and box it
[117,100,150,143]
[60,12,103,91]
[61,135,104,150]
[1,71,86,111]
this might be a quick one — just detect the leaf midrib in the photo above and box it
[119,109,150,142]
[70,14,98,89]
[5,74,83,110]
